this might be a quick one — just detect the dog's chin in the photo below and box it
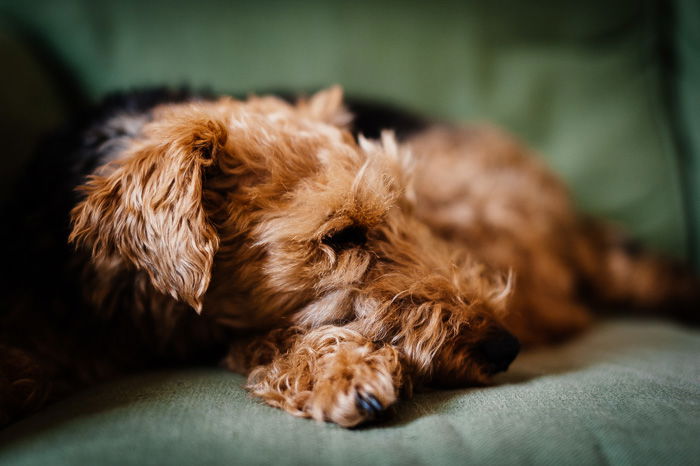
[426,364,496,389]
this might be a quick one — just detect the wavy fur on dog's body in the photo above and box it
[1,87,697,428]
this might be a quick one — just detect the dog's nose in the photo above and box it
[478,328,520,374]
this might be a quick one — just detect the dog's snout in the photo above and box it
[477,328,520,374]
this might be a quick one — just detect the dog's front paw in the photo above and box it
[245,330,402,428]
[305,344,400,427]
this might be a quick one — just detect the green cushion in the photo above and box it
[0,320,698,466]
[0,0,689,257]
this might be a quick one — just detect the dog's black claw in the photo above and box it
[356,395,373,414]
[366,394,383,412]
[355,392,384,417]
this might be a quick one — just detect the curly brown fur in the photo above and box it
[1,86,697,428]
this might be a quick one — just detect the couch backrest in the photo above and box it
[0,0,694,262]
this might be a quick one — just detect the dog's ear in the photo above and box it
[298,85,352,127]
[70,108,227,313]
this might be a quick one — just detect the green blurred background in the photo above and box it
[1,0,698,266]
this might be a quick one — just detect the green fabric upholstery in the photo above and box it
[0,21,68,202]
[673,0,700,266]
[0,0,690,257]
[0,320,698,466]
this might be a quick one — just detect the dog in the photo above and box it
[1,86,697,428]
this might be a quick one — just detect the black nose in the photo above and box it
[477,328,520,374]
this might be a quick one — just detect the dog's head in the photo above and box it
[70,86,518,384]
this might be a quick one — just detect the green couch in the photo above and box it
[0,1,698,464]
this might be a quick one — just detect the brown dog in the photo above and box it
[1,87,696,428]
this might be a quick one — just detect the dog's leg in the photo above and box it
[223,326,402,427]
[0,343,74,427]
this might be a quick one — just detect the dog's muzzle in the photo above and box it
[475,328,520,374]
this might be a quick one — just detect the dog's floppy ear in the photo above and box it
[70,107,227,312]
[298,85,352,127]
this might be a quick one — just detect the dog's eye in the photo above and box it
[322,225,368,252]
